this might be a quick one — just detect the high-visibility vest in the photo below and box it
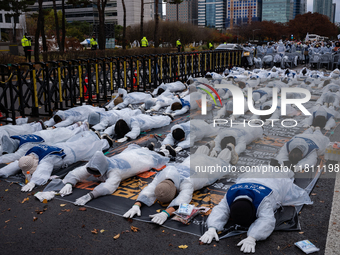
[176,40,181,47]
[90,38,98,46]
[22,36,30,47]
[209,43,213,48]
[141,37,148,47]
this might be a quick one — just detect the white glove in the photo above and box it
[21,182,35,192]
[160,144,166,150]
[149,211,168,225]
[117,137,128,143]
[34,191,56,202]
[303,123,310,127]
[175,146,182,153]
[59,183,73,197]
[113,106,119,110]
[237,236,256,253]
[255,100,260,104]
[123,205,141,218]
[195,145,210,155]
[74,193,92,206]
[199,227,219,244]
[210,149,218,157]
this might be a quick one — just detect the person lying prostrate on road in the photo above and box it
[100,114,173,143]
[199,169,313,253]
[161,120,218,151]
[0,121,45,154]
[87,108,141,132]
[50,144,170,205]
[302,105,338,130]
[123,144,238,225]
[251,87,275,105]
[152,81,187,96]
[105,88,153,110]
[0,131,108,192]
[0,122,89,163]
[140,92,178,112]
[210,126,263,158]
[275,127,330,171]
[165,94,191,117]
[44,105,104,128]
[315,91,340,108]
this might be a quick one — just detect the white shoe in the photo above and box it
[310,126,315,131]
[315,126,321,131]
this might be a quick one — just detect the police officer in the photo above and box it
[141,36,148,48]
[90,35,98,50]
[21,33,31,62]
[176,39,181,52]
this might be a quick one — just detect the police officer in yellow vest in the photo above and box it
[176,39,181,52]
[209,42,213,50]
[90,35,98,50]
[21,33,32,62]
[141,36,148,48]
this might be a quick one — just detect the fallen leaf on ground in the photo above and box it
[5,189,8,192]
[5,220,10,223]
[21,197,29,203]
[100,229,105,233]
[60,204,66,207]
[130,226,139,232]
[113,233,120,240]
[162,230,165,233]
[333,222,337,225]
[78,207,87,211]
[91,229,98,234]
[311,193,316,196]
[178,245,188,249]
[7,208,10,211]
[320,201,324,203]
[299,232,304,234]
[19,227,22,230]
[42,199,48,204]
[127,218,133,223]
[335,191,339,193]
[61,209,71,212]
[156,209,161,213]
[33,217,38,221]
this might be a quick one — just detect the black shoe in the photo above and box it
[38,119,46,130]
[102,134,114,147]
[147,142,155,151]
[165,145,176,157]
[164,113,174,121]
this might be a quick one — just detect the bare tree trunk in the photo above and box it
[41,9,47,54]
[35,0,43,62]
[61,0,65,52]
[154,0,159,48]
[97,0,106,50]
[122,0,126,49]
[13,19,17,44]
[140,0,144,40]
[52,0,61,50]
[176,3,178,21]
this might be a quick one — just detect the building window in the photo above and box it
[0,14,2,23]
[5,15,11,23]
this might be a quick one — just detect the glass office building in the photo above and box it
[198,0,226,28]
[262,0,292,23]
[225,0,262,28]
[313,0,332,21]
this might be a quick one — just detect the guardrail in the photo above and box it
[0,50,242,123]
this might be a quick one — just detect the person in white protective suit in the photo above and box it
[302,106,339,130]
[87,108,141,132]
[152,81,187,96]
[209,126,263,158]
[199,169,313,253]
[161,120,218,151]
[275,127,330,171]
[251,87,275,105]
[140,91,178,113]
[105,88,153,111]
[0,131,107,192]
[123,144,238,224]
[44,105,105,128]
[100,114,173,143]
[164,94,191,117]
[315,92,340,108]
[0,121,45,154]
[250,100,298,124]
[322,84,340,93]
[0,122,89,163]
[215,97,249,120]
[52,144,170,205]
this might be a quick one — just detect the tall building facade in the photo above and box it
[292,0,307,19]
[313,0,332,21]
[166,0,198,25]
[198,0,226,29]
[262,0,292,23]
[225,0,262,28]
[0,11,26,41]
[330,3,336,23]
